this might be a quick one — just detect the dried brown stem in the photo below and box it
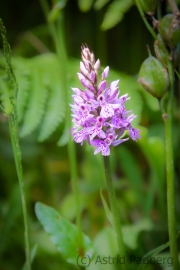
[167,0,179,14]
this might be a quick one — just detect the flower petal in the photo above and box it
[100,105,114,118]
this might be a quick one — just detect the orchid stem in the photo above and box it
[103,156,126,270]
[136,3,179,267]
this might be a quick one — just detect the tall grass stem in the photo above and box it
[9,116,31,270]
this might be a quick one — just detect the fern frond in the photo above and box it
[5,53,66,141]
[20,63,48,137]
[12,57,31,122]
[38,69,65,141]
[0,77,13,114]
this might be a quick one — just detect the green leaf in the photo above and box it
[101,0,133,30]
[89,227,119,270]
[117,145,145,213]
[0,78,13,115]
[20,66,48,137]
[139,85,159,111]
[89,220,152,270]
[77,0,94,12]
[10,54,66,140]
[94,0,110,10]
[175,69,180,79]
[57,125,69,146]
[35,202,93,265]
[138,127,165,216]
[122,219,152,250]
[59,192,87,221]
[22,244,38,270]
[48,1,67,22]
[37,55,65,141]
[100,189,113,226]
[138,232,180,269]
[15,58,31,122]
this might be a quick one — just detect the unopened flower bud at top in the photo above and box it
[94,59,100,71]
[102,66,109,79]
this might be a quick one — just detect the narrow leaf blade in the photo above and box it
[22,244,38,270]
[100,189,113,227]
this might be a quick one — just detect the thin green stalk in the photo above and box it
[135,0,157,39]
[56,16,83,249]
[39,0,83,251]
[103,156,126,270]
[0,18,31,270]
[163,62,179,270]
[135,0,179,267]
[9,115,31,270]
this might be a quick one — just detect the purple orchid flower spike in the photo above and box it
[70,45,141,156]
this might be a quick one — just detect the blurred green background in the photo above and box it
[0,0,180,269]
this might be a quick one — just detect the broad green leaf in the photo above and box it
[22,245,38,270]
[35,202,93,266]
[100,189,113,226]
[101,0,133,30]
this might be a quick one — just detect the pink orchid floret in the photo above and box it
[70,45,141,156]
